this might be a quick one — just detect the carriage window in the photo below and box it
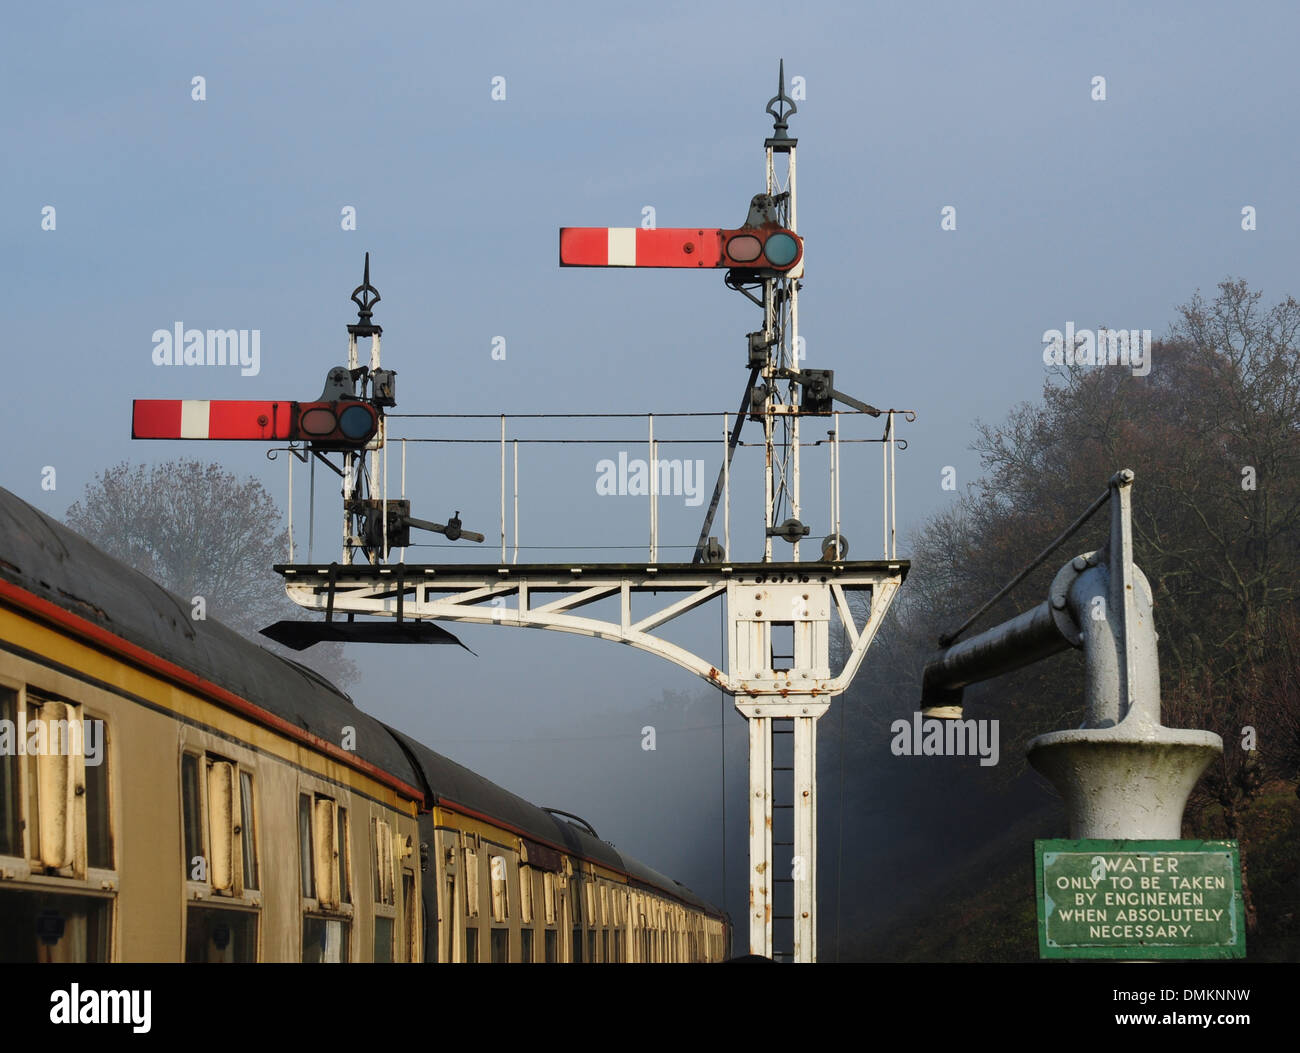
[465,926,478,963]
[185,906,257,963]
[442,876,455,962]
[519,864,533,924]
[0,689,20,857]
[373,916,394,963]
[520,927,534,963]
[490,855,508,922]
[206,760,238,892]
[24,694,88,873]
[298,795,314,899]
[573,926,583,962]
[337,807,350,905]
[181,753,204,874]
[490,928,508,963]
[464,845,479,918]
[543,872,555,924]
[0,691,114,884]
[239,772,257,891]
[302,916,350,963]
[0,890,111,963]
[544,928,557,963]
[403,872,417,963]
[183,751,255,898]
[26,741,39,866]
[373,819,395,906]
[296,793,347,912]
[84,720,111,869]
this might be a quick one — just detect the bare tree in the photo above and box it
[65,459,358,691]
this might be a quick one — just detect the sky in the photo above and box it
[5,0,1299,939]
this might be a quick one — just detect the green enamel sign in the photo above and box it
[1035,840,1245,960]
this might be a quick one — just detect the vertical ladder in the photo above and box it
[770,717,795,962]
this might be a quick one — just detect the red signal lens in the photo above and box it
[299,407,338,435]
[725,234,763,263]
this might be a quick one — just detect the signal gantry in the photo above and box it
[132,65,912,962]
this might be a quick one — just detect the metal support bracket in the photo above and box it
[278,560,905,699]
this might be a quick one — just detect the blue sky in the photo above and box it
[5,0,1298,913]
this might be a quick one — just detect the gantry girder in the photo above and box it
[277,560,906,700]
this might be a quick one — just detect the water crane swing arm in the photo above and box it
[919,469,1160,732]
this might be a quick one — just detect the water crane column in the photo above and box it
[921,470,1222,839]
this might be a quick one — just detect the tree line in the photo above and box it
[829,278,1299,950]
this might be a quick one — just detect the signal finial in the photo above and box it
[765,59,798,151]
[348,252,383,336]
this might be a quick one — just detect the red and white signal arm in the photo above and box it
[133,400,291,440]
[560,226,803,275]
[133,399,379,448]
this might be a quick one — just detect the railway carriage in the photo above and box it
[0,485,729,962]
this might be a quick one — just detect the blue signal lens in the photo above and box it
[763,232,799,267]
[339,404,375,440]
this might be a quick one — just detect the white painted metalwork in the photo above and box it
[500,416,507,562]
[281,562,902,699]
[748,716,773,954]
[792,715,817,961]
[723,412,731,559]
[382,417,388,561]
[649,415,657,563]
[287,446,295,562]
[308,448,315,563]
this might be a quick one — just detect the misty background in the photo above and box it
[5,1,1299,957]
